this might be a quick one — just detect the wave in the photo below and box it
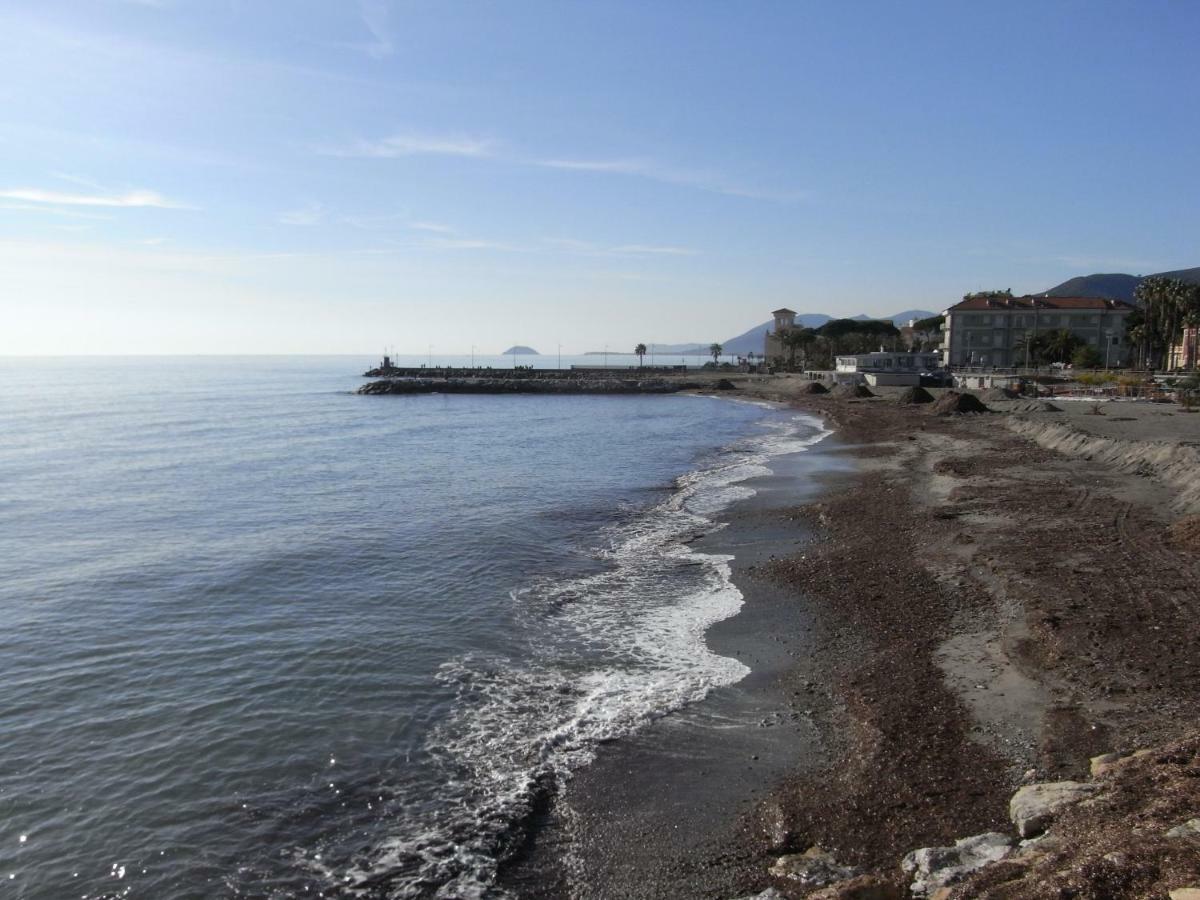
[334,411,830,897]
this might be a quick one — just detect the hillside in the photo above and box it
[502,345,540,355]
[1042,266,1200,302]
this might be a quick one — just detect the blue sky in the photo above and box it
[2,1,1197,354]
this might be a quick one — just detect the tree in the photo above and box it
[778,327,816,370]
[1072,345,1102,369]
[1042,329,1082,364]
[634,343,647,367]
[913,314,945,333]
[709,343,723,364]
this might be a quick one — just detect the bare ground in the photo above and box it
[713,387,1200,898]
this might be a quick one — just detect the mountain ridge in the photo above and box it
[1041,266,1200,302]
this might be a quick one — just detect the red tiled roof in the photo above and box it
[947,295,1135,312]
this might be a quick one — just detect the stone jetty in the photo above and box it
[357,366,708,395]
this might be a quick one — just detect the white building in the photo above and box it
[834,351,941,386]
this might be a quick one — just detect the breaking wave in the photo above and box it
[336,411,830,898]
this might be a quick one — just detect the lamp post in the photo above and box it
[1105,330,1113,370]
[557,343,562,370]
[603,344,608,368]
[427,344,433,367]
[471,344,476,368]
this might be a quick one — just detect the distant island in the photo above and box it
[502,346,540,355]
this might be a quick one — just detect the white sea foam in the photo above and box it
[336,410,830,897]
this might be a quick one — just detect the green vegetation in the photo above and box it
[1072,345,1103,369]
[709,342,723,364]
[1131,276,1200,369]
[634,343,647,366]
[913,314,944,333]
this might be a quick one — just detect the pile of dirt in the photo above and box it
[713,378,737,390]
[832,383,875,399]
[897,386,935,404]
[931,390,990,415]
[1168,515,1200,553]
[798,381,830,395]
[982,387,1020,401]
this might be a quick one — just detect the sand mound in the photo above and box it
[1007,400,1063,413]
[798,381,830,395]
[982,387,1020,401]
[832,383,875,398]
[897,386,935,404]
[932,391,990,415]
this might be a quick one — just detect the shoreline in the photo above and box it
[506,379,1200,898]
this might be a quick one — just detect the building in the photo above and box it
[763,308,797,362]
[942,295,1134,367]
[899,317,941,351]
[1168,326,1200,370]
[834,351,942,386]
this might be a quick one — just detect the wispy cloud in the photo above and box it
[0,187,191,209]
[408,220,455,234]
[611,244,696,256]
[356,0,393,58]
[0,201,114,221]
[277,202,326,226]
[542,237,698,258]
[424,236,525,252]
[536,157,805,203]
[320,133,496,159]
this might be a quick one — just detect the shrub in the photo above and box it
[1072,346,1103,369]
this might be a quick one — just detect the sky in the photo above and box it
[1,1,1198,355]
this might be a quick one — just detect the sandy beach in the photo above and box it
[510,377,1200,898]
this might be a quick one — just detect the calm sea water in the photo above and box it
[0,356,827,899]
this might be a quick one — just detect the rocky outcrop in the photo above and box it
[769,847,860,887]
[1009,781,1099,838]
[900,832,1013,896]
[1166,818,1200,838]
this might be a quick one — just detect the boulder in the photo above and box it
[1169,890,1200,900]
[734,890,785,900]
[799,381,830,395]
[1009,781,1100,838]
[1166,818,1200,838]
[770,847,860,887]
[901,832,1013,896]
[807,874,904,899]
[1089,748,1151,777]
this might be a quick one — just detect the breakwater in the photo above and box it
[357,375,703,395]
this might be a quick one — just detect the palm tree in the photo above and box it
[1043,329,1081,364]
[709,343,723,365]
[634,343,647,367]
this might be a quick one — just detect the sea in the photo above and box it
[0,355,829,899]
